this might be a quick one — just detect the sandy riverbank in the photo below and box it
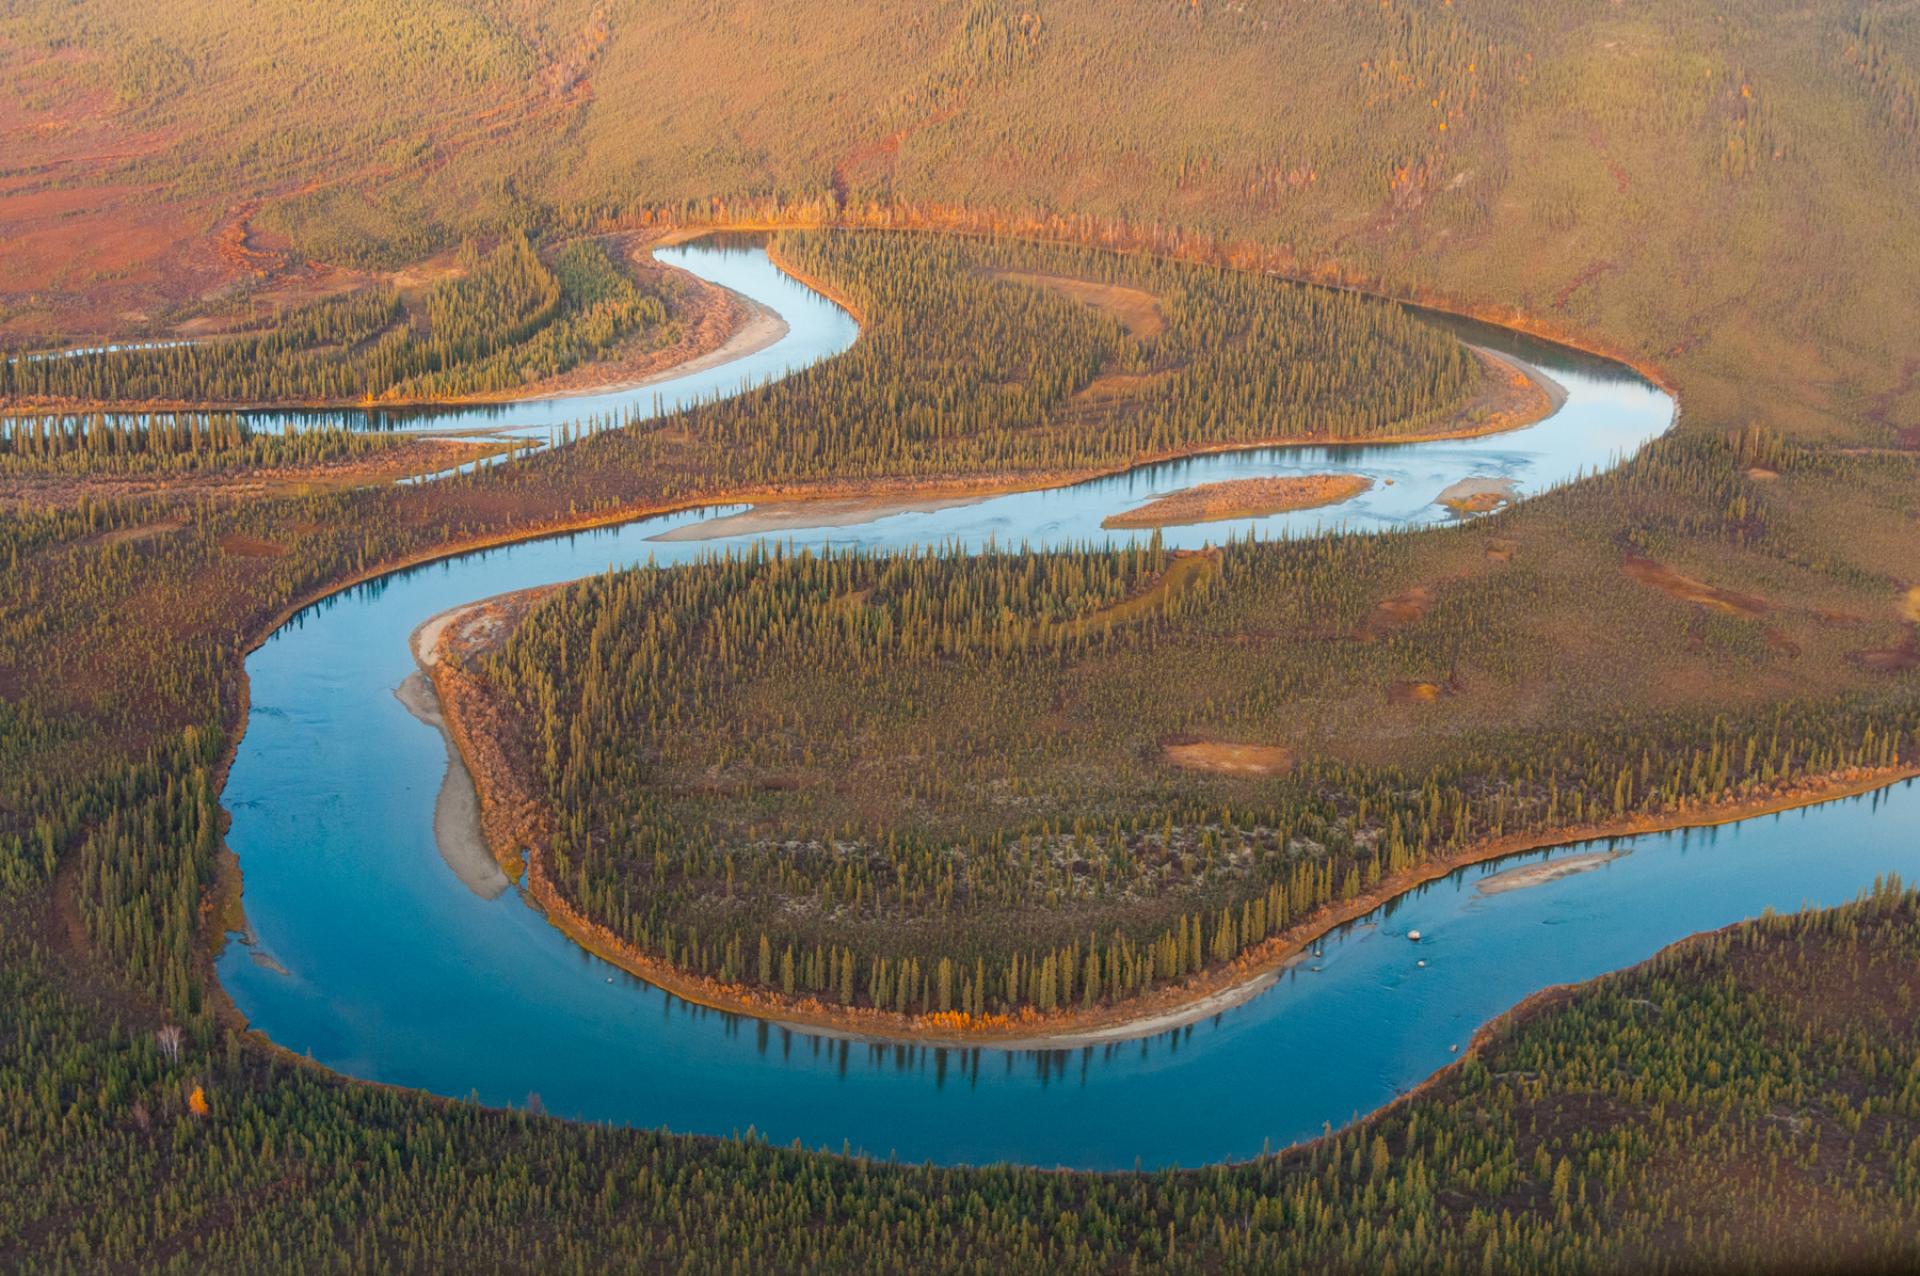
[776,967,1288,1051]
[394,643,511,899]
[1475,849,1627,895]
[1102,474,1374,530]
[543,297,788,402]
[399,299,789,441]
[1473,346,1569,415]
[1436,475,1519,514]
[399,601,529,897]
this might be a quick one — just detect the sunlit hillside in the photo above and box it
[5,1,1920,443]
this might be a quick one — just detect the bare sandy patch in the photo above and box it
[1388,680,1448,705]
[1436,475,1518,514]
[1622,553,1768,617]
[489,265,787,404]
[1072,370,1174,403]
[1162,740,1296,776]
[1474,347,1567,412]
[402,590,561,898]
[409,605,473,669]
[784,968,1284,1052]
[359,239,788,409]
[1476,849,1627,895]
[1433,347,1564,441]
[1103,474,1372,530]
[991,269,1166,339]
[394,668,510,900]
[1854,641,1919,673]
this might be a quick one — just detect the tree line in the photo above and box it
[1,412,408,477]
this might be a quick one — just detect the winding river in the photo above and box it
[216,240,1919,1171]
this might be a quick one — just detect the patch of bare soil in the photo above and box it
[1387,679,1449,704]
[1454,347,1563,432]
[1072,370,1175,403]
[414,587,555,670]
[1853,592,1919,671]
[1161,739,1296,776]
[1436,475,1518,514]
[1475,849,1626,895]
[990,269,1166,339]
[1102,473,1373,529]
[1622,553,1769,617]
[1357,584,1435,641]
[217,534,286,559]
[420,616,551,887]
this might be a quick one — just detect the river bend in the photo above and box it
[215,241,1915,1170]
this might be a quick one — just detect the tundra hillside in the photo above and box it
[5,1,1919,455]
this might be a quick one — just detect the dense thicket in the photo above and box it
[0,237,672,405]
[1,412,410,477]
[573,230,1480,486]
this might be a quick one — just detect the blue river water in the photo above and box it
[213,241,1915,1171]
